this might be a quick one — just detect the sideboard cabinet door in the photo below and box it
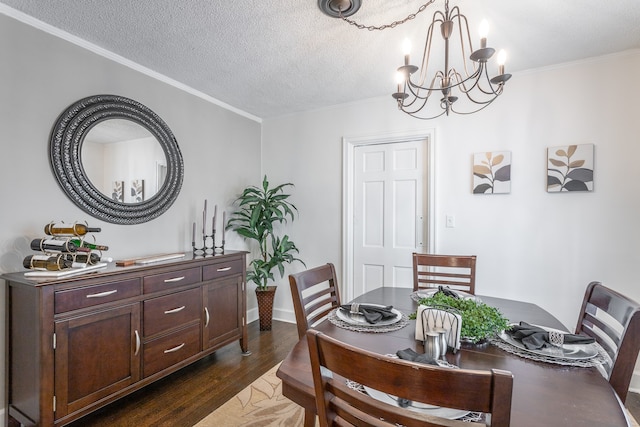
[203,275,243,350]
[53,303,141,421]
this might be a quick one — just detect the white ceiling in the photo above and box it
[1,0,639,120]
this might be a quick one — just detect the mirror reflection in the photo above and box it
[81,119,167,203]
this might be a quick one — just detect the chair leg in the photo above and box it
[304,409,316,427]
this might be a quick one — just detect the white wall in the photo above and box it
[0,13,262,417]
[262,50,640,384]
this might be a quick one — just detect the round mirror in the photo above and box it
[81,119,168,203]
[50,95,184,224]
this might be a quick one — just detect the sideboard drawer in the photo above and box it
[54,278,141,314]
[143,323,201,377]
[202,259,244,281]
[143,288,201,337]
[143,267,201,294]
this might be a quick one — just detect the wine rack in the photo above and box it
[24,221,109,273]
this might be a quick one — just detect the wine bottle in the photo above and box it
[69,239,109,251]
[44,223,101,236]
[23,254,74,271]
[65,252,102,265]
[30,238,89,253]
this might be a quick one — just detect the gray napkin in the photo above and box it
[507,321,595,350]
[340,304,396,324]
[396,348,439,365]
[436,285,460,298]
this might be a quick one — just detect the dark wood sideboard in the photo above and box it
[2,251,248,427]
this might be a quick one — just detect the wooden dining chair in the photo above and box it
[575,281,640,404]
[289,263,341,340]
[413,253,477,294]
[307,329,513,427]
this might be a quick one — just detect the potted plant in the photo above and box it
[226,175,304,330]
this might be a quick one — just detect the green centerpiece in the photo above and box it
[415,292,510,343]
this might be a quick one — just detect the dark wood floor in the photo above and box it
[627,392,640,422]
[65,320,299,427]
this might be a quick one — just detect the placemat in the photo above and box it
[490,337,611,371]
[328,308,409,333]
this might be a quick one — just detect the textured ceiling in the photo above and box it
[1,0,639,120]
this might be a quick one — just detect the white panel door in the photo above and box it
[352,139,427,297]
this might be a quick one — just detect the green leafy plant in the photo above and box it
[226,175,304,289]
[414,292,510,343]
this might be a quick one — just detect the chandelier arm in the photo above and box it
[398,93,430,111]
[461,66,504,97]
[397,94,448,119]
[338,0,436,31]
[449,99,497,115]
[408,72,443,98]
[449,68,486,96]
[417,13,445,87]
[449,6,478,78]
[482,65,506,96]
[448,69,500,106]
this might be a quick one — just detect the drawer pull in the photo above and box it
[204,307,210,327]
[217,266,232,272]
[134,330,140,356]
[164,343,185,354]
[164,305,186,314]
[163,276,185,283]
[86,290,118,298]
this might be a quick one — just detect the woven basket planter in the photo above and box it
[256,286,277,331]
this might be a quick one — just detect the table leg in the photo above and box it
[304,409,316,427]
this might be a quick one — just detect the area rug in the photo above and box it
[194,362,640,427]
[193,362,311,426]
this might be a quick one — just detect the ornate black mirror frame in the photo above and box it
[49,94,184,224]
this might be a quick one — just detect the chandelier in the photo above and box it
[318,0,512,120]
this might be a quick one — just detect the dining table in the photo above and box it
[276,287,631,426]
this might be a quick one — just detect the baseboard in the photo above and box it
[630,370,640,394]
[273,308,296,324]
[246,307,296,325]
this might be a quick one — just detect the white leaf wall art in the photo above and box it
[547,144,594,192]
[473,151,511,194]
[112,180,124,202]
[131,179,145,202]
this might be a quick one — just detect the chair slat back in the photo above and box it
[289,264,341,339]
[307,329,513,427]
[413,253,477,294]
[575,281,640,403]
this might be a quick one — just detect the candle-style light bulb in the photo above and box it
[497,49,507,66]
[395,71,404,93]
[479,19,489,48]
[402,38,412,66]
[497,49,507,74]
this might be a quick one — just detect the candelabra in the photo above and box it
[192,200,225,255]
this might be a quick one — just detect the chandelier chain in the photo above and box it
[338,0,436,31]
